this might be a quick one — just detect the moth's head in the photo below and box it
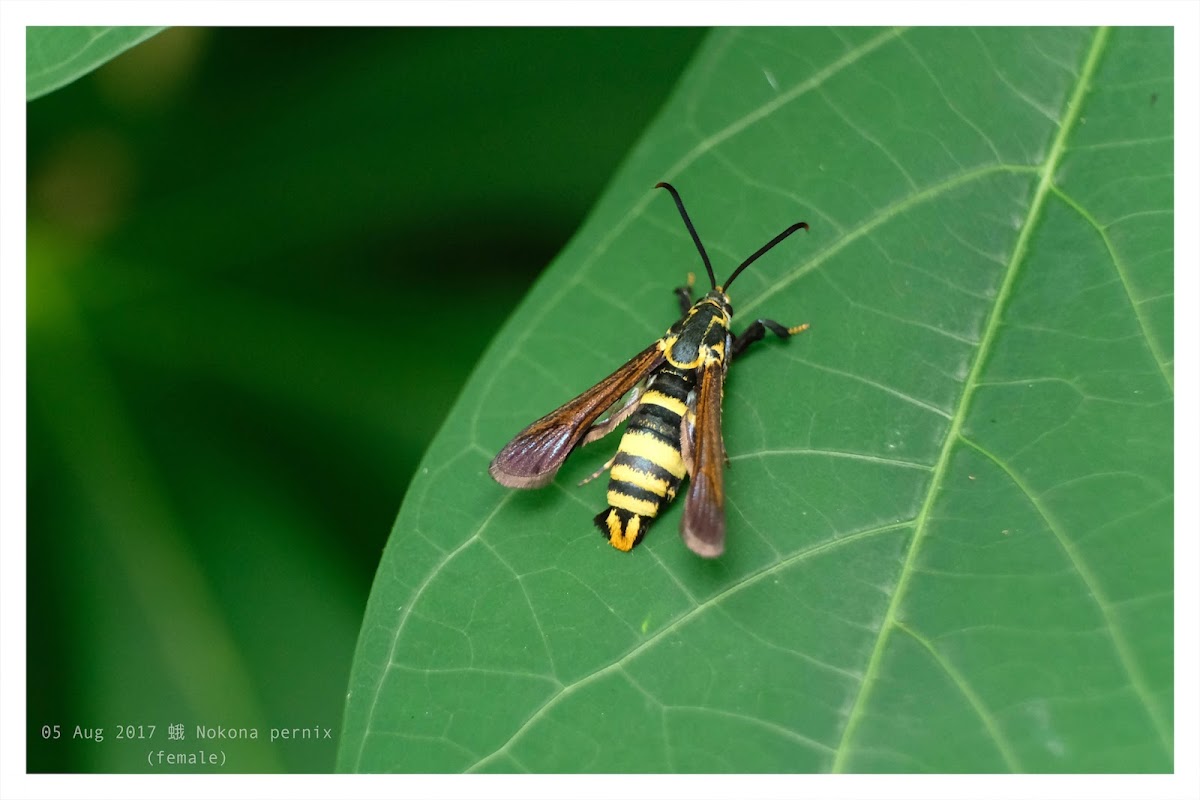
[705,288,733,317]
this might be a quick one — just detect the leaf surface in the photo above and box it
[27,26,164,100]
[340,27,1173,773]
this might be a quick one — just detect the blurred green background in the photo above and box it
[26,27,707,772]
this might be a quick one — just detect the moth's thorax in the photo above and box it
[662,293,733,370]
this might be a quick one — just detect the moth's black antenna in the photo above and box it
[656,182,717,290]
[722,221,809,290]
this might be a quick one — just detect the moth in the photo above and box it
[489,182,809,557]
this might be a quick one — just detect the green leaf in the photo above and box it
[340,27,1172,773]
[27,26,165,100]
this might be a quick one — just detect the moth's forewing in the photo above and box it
[680,358,727,557]
[489,343,665,488]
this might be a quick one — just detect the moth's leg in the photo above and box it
[578,454,616,486]
[732,319,809,360]
[582,386,643,444]
[675,272,697,316]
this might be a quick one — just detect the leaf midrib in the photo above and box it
[828,26,1126,773]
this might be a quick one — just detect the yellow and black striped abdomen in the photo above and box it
[594,368,692,551]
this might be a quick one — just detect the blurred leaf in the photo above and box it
[27,26,165,100]
[349,27,1166,772]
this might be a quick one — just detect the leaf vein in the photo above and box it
[465,520,912,771]
[893,621,1023,771]
[1048,185,1173,389]
[956,434,1172,754]
[729,447,933,472]
[353,491,515,770]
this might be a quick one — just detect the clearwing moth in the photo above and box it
[490,183,809,557]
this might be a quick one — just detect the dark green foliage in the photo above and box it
[26,26,705,772]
